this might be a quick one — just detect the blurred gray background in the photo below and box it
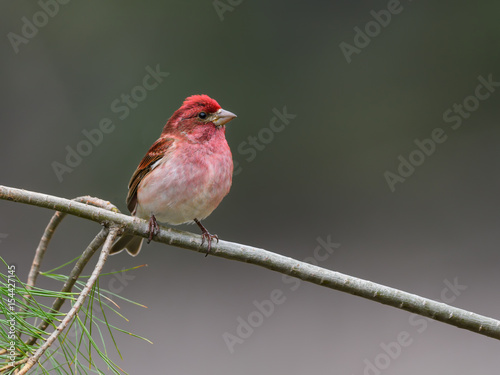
[1,0,500,373]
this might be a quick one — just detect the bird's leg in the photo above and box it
[147,214,160,244]
[194,218,219,256]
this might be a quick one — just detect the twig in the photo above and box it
[27,212,65,291]
[18,210,67,342]
[1,184,500,341]
[23,227,109,347]
[17,226,120,374]
[20,197,119,339]
[0,357,28,372]
[26,196,119,291]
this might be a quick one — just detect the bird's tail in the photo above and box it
[109,234,143,256]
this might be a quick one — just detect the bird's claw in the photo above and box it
[147,215,159,244]
[201,233,219,256]
[194,218,219,257]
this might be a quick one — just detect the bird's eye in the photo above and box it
[198,112,207,119]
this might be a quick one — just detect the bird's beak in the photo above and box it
[213,108,237,126]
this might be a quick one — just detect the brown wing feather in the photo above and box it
[126,137,175,214]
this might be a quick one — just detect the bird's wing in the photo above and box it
[126,136,175,214]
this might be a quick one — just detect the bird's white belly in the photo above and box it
[135,147,232,225]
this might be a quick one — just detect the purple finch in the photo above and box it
[110,95,236,256]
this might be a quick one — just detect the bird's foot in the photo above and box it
[201,232,219,256]
[147,215,160,244]
[194,218,219,256]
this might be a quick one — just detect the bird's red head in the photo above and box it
[181,94,221,114]
[162,95,236,137]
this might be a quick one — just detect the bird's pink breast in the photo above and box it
[135,131,233,225]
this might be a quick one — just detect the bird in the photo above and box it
[110,94,237,256]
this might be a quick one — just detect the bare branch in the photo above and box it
[24,227,110,347]
[1,184,500,341]
[26,196,119,291]
[21,197,119,338]
[27,211,65,290]
[17,227,120,374]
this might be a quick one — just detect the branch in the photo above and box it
[18,227,120,374]
[21,197,118,340]
[27,211,65,290]
[24,227,109,347]
[1,184,500,341]
[0,357,28,373]
[26,196,119,291]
